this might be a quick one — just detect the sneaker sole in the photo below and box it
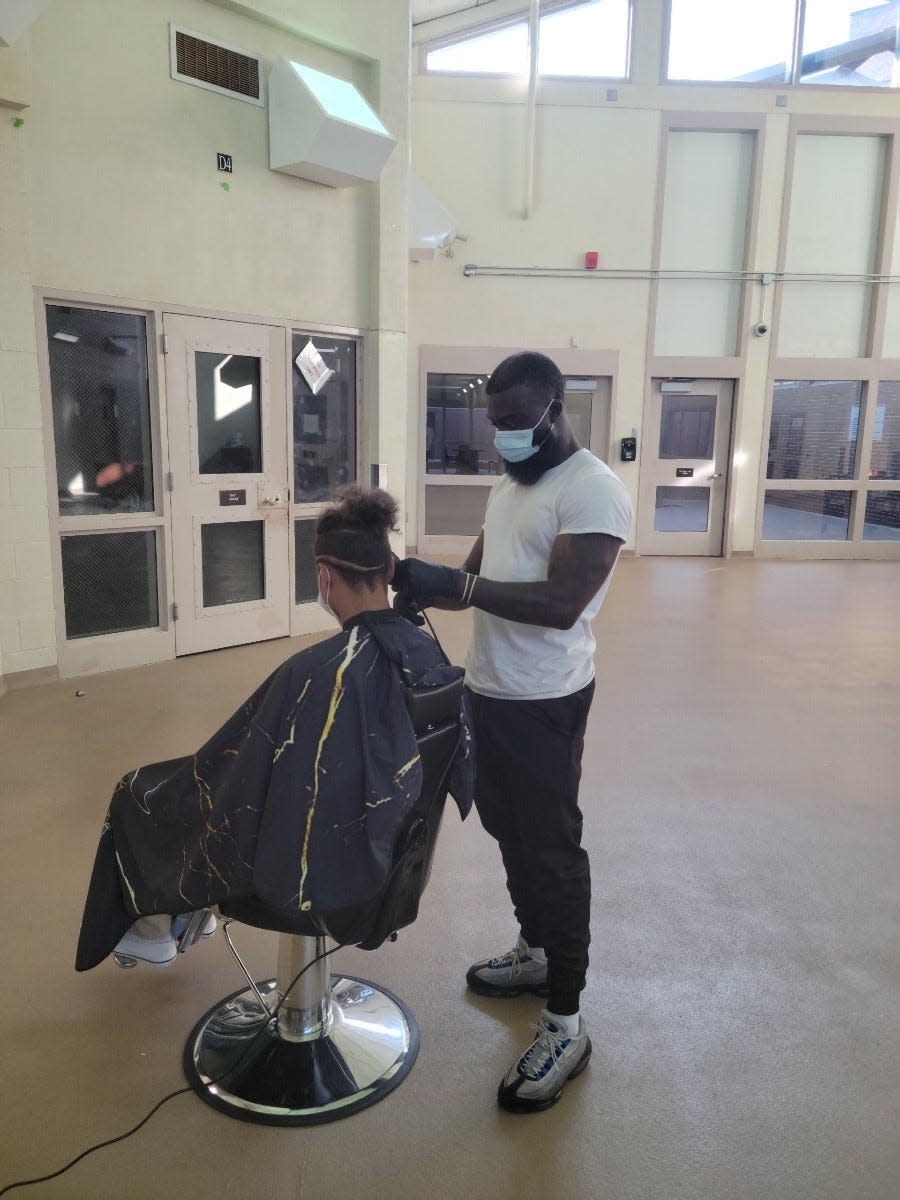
[466,970,550,999]
[497,1037,592,1114]
[113,951,176,967]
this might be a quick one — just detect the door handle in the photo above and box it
[262,494,283,506]
[709,473,724,480]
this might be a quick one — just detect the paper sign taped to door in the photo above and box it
[295,340,334,396]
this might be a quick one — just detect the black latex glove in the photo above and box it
[392,557,465,608]
[392,591,425,627]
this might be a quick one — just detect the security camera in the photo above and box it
[753,322,769,337]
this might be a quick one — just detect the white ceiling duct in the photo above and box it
[268,57,397,188]
[409,171,458,262]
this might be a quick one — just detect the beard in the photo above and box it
[502,434,557,486]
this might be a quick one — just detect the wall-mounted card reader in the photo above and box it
[620,436,637,462]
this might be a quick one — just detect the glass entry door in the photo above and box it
[164,315,290,655]
[637,379,734,555]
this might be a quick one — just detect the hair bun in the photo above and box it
[327,485,398,537]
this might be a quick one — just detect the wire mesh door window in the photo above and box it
[47,304,162,643]
[60,531,159,639]
[47,306,154,516]
[294,518,318,603]
[292,336,357,504]
[659,395,717,459]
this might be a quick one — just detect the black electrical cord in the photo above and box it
[0,940,342,1196]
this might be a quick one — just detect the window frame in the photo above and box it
[36,293,176,677]
[662,0,900,93]
[418,0,634,83]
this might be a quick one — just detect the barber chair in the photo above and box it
[182,674,464,1126]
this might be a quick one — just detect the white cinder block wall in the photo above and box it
[0,0,410,685]
[0,106,53,679]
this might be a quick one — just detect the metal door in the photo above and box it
[164,314,290,654]
[638,379,734,555]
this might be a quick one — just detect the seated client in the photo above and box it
[76,487,473,971]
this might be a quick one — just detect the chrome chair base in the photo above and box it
[183,975,419,1126]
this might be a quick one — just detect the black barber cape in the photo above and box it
[76,611,473,971]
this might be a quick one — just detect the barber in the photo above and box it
[393,351,633,1113]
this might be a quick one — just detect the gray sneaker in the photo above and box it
[466,935,549,998]
[497,1011,592,1113]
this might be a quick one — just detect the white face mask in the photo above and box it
[317,565,337,622]
[493,398,556,463]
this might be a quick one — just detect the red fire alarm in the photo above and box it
[584,251,599,270]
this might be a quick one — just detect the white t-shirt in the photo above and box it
[465,449,633,701]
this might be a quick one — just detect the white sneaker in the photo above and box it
[113,925,177,966]
[498,1011,592,1113]
[466,935,549,998]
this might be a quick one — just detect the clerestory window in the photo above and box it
[423,0,632,79]
[666,0,900,89]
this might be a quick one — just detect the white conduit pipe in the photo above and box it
[523,0,540,220]
[462,265,900,283]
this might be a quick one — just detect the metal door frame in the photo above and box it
[636,377,736,556]
[36,287,365,677]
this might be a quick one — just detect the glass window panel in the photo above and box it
[195,353,262,475]
[863,491,900,539]
[425,484,491,536]
[539,0,630,78]
[666,0,794,83]
[426,1,629,78]
[767,381,861,480]
[426,21,528,74]
[294,518,319,604]
[800,1,900,87]
[46,306,154,516]
[426,373,501,477]
[61,530,158,639]
[292,335,357,503]
[201,521,265,607]
[659,395,716,459]
[762,490,852,540]
[654,486,710,532]
[871,384,900,480]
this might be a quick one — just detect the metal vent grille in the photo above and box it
[170,27,264,106]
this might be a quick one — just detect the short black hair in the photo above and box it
[485,352,564,403]
[314,486,397,587]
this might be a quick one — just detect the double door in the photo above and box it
[163,313,356,657]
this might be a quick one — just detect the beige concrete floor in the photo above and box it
[1,558,898,1200]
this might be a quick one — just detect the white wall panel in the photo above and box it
[779,134,886,357]
[655,131,754,357]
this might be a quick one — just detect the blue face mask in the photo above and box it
[493,399,556,463]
